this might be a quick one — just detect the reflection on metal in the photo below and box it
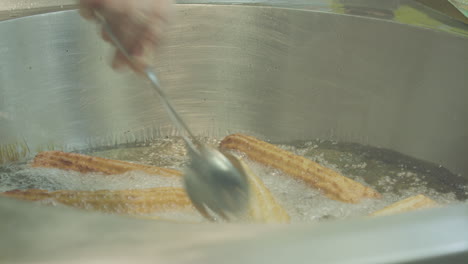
[0,1,467,35]
[0,142,29,164]
[450,0,468,18]
[0,4,467,264]
[0,196,467,263]
[0,141,62,164]
[1,7,467,175]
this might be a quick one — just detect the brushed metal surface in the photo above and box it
[1,197,467,264]
[0,5,468,264]
[1,7,467,175]
[1,1,468,35]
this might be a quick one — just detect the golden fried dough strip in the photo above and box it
[220,134,380,203]
[19,150,289,222]
[32,151,182,177]
[2,163,290,223]
[239,159,290,223]
[1,187,193,215]
[369,194,438,216]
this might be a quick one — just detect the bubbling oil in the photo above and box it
[0,136,466,223]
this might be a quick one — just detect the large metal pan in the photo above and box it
[0,2,467,263]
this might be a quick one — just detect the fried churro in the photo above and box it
[8,151,290,223]
[32,151,182,177]
[1,187,193,215]
[370,194,438,216]
[220,134,381,203]
[239,159,290,223]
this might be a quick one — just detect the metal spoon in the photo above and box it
[94,12,250,221]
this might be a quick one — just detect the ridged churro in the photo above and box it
[32,151,182,177]
[220,134,381,203]
[1,187,193,215]
[370,194,438,216]
[9,151,290,223]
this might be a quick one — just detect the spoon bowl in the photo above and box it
[184,146,250,221]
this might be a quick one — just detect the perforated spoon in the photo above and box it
[94,12,250,221]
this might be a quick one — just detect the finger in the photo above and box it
[143,23,163,47]
[80,0,109,9]
[127,50,148,74]
[129,58,147,74]
[133,35,158,64]
[95,0,134,15]
[111,50,145,73]
[149,0,174,24]
[112,49,147,74]
[79,0,111,20]
[129,41,144,57]
[128,27,157,57]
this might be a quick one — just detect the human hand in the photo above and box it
[79,0,173,72]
